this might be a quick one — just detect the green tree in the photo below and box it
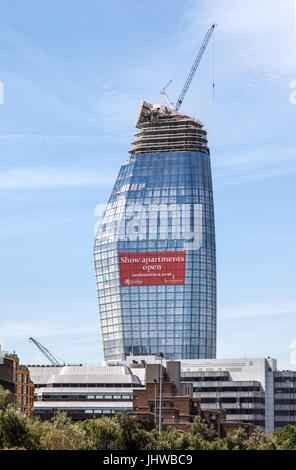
[189,417,218,441]
[205,427,277,451]
[0,405,40,450]
[188,416,219,450]
[113,414,152,450]
[149,426,189,450]
[245,428,277,450]
[0,397,286,451]
[220,428,249,451]
[0,386,11,412]
[37,412,88,450]
[273,424,296,450]
[80,416,119,450]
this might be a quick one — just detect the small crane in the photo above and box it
[29,337,65,366]
[161,23,217,112]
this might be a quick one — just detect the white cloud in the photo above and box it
[212,146,296,169]
[0,168,115,189]
[170,1,296,187]
[0,298,102,363]
[1,322,97,339]
[221,301,296,320]
[0,23,44,61]
[92,89,139,133]
[0,23,131,133]
[182,0,296,71]
[211,145,296,187]
[0,134,104,146]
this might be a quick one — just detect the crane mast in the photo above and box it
[29,337,64,366]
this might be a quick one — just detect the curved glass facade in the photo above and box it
[94,102,216,360]
[94,103,216,361]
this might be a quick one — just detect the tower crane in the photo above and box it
[161,23,217,112]
[29,337,65,366]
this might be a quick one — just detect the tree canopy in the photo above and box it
[0,386,293,450]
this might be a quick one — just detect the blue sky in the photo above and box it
[0,0,295,369]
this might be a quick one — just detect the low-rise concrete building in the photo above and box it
[28,364,142,421]
[274,370,296,431]
[28,356,296,433]
[117,355,295,433]
[179,357,276,434]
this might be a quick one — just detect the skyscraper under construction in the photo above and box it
[94,101,216,361]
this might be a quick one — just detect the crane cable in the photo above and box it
[160,24,217,109]
[213,27,216,103]
[161,36,206,98]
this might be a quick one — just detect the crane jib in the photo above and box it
[29,336,65,366]
[175,23,217,111]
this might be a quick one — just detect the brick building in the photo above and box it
[0,346,14,405]
[3,351,34,416]
[133,361,256,437]
[9,354,34,416]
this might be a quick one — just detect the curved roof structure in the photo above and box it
[130,101,209,156]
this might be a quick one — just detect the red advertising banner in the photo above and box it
[119,252,186,286]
